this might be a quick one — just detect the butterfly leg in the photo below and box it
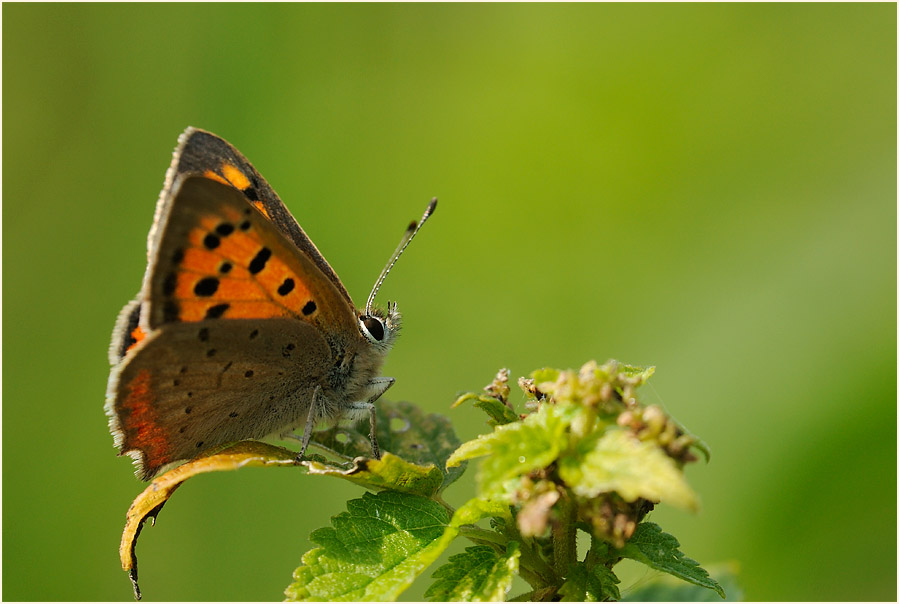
[347,377,395,460]
[294,385,322,461]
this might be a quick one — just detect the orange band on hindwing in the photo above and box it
[125,325,147,356]
[120,369,171,469]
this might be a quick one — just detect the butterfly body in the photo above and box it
[106,128,421,480]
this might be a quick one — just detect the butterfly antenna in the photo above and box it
[365,198,438,315]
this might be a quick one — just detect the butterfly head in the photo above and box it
[358,301,401,353]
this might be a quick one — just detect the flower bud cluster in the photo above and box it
[578,494,655,549]
[617,405,698,464]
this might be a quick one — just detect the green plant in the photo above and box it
[120,360,728,601]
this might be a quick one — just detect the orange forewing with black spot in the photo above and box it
[168,128,352,306]
[145,175,358,337]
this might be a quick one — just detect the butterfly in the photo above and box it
[106,127,435,480]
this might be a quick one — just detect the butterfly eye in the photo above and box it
[360,315,385,342]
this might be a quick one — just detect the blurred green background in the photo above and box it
[3,3,895,601]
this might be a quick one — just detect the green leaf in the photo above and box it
[452,497,513,525]
[558,429,699,512]
[591,565,622,601]
[622,563,740,601]
[312,399,465,491]
[529,368,561,384]
[303,452,444,497]
[424,543,521,602]
[619,364,655,385]
[614,523,725,599]
[285,491,455,601]
[446,403,570,497]
[559,563,621,602]
[285,492,506,602]
[621,564,741,601]
[453,393,520,426]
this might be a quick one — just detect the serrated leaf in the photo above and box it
[453,393,520,426]
[285,492,513,602]
[119,441,301,600]
[622,564,741,601]
[303,452,444,496]
[446,404,570,496]
[559,562,621,602]
[285,491,454,601]
[312,400,465,491]
[424,543,521,602]
[558,429,699,511]
[614,523,725,599]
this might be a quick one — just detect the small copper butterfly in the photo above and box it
[106,127,436,480]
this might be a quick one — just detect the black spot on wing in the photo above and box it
[203,234,220,250]
[215,223,234,236]
[205,303,229,319]
[194,277,219,297]
[278,278,295,296]
[249,247,271,274]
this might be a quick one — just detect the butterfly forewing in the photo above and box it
[144,175,359,338]
[171,128,353,307]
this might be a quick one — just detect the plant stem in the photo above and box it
[513,535,557,590]
[552,490,577,579]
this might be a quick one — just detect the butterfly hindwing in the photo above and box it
[109,316,330,480]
